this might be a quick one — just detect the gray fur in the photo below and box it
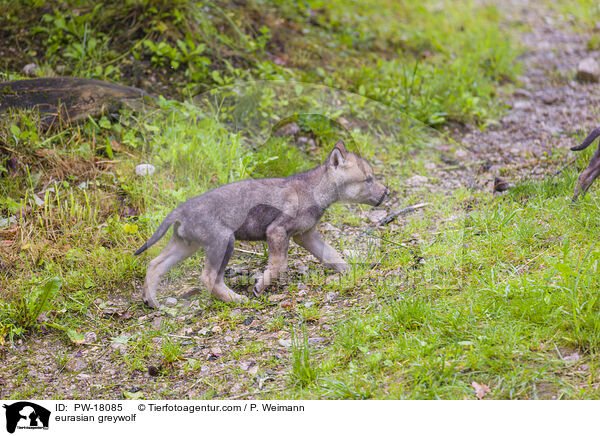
[572,128,600,201]
[135,140,389,308]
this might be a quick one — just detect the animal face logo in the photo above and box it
[3,402,50,434]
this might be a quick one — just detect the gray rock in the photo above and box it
[164,297,178,307]
[151,317,163,329]
[576,57,600,83]
[307,337,327,346]
[563,352,580,362]
[22,63,38,77]
[512,100,532,110]
[539,91,558,105]
[513,88,533,98]
[0,216,16,227]
[293,260,309,274]
[407,175,428,186]
[367,209,388,224]
[454,149,469,159]
[239,360,255,371]
[135,163,156,176]
[325,291,337,302]
[66,358,87,372]
[278,338,292,347]
[83,332,97,344]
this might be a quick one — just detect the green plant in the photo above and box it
[290,325,320,388]
[0,277,61,338]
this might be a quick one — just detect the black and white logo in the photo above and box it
[3,402,50,434]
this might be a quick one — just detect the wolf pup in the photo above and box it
[571,127,600,201]
[134,140,389,308]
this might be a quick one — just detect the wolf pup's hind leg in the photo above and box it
[200,232,247,303]
[142,234,199,308]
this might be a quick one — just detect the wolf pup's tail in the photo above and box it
[134,211,178,255]
[571,128,600,151]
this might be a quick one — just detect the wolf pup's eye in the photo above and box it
[365,176,373,183]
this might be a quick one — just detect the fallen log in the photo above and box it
[0,77,154,126]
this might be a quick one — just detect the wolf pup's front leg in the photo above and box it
[293,227,349,273]
[252,225,290,296]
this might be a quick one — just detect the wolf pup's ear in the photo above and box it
[329,140,347,168]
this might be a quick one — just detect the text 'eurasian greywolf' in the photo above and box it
[134,140,389,308]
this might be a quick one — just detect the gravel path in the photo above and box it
[456,1,600,189]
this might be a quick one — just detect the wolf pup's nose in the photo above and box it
[375,188,389,206]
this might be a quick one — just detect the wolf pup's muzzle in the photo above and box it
[375,188,390,207]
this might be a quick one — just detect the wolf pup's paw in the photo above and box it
[143,296,159,309]
[249,284,263,298]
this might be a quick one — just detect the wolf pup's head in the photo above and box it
[327,140,389,206]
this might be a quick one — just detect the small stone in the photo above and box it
[83,332,97,344]
[241,317,254,326]
[0,216,16,227]
[135,163,156,176]
[563,352,580,362]
[512,100,532,110]
[407,175,428,186]
[164,297,178,307]
[539,92,558,105]
[367,209,388,224]
[22,63,38,77]
[513,88,533,98]
[32,194,44,207]
[151,317,163,329]
[278,338,292,347]
[224,336,233,342]
[66,358,86,372]
[211,325,221,333]
[304,301,314,308]
[210,346,222,356]
[307,337,327,346]
[293,260,309,274]
[239,360,255,371]
[111,343,127,354]
[320,222,339,232]
[454,149,468,159]
[297,289,308,297]
[274,122,300,136]
[268,294,286,302]
[325,292,337,302]
[576,57,600,83]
